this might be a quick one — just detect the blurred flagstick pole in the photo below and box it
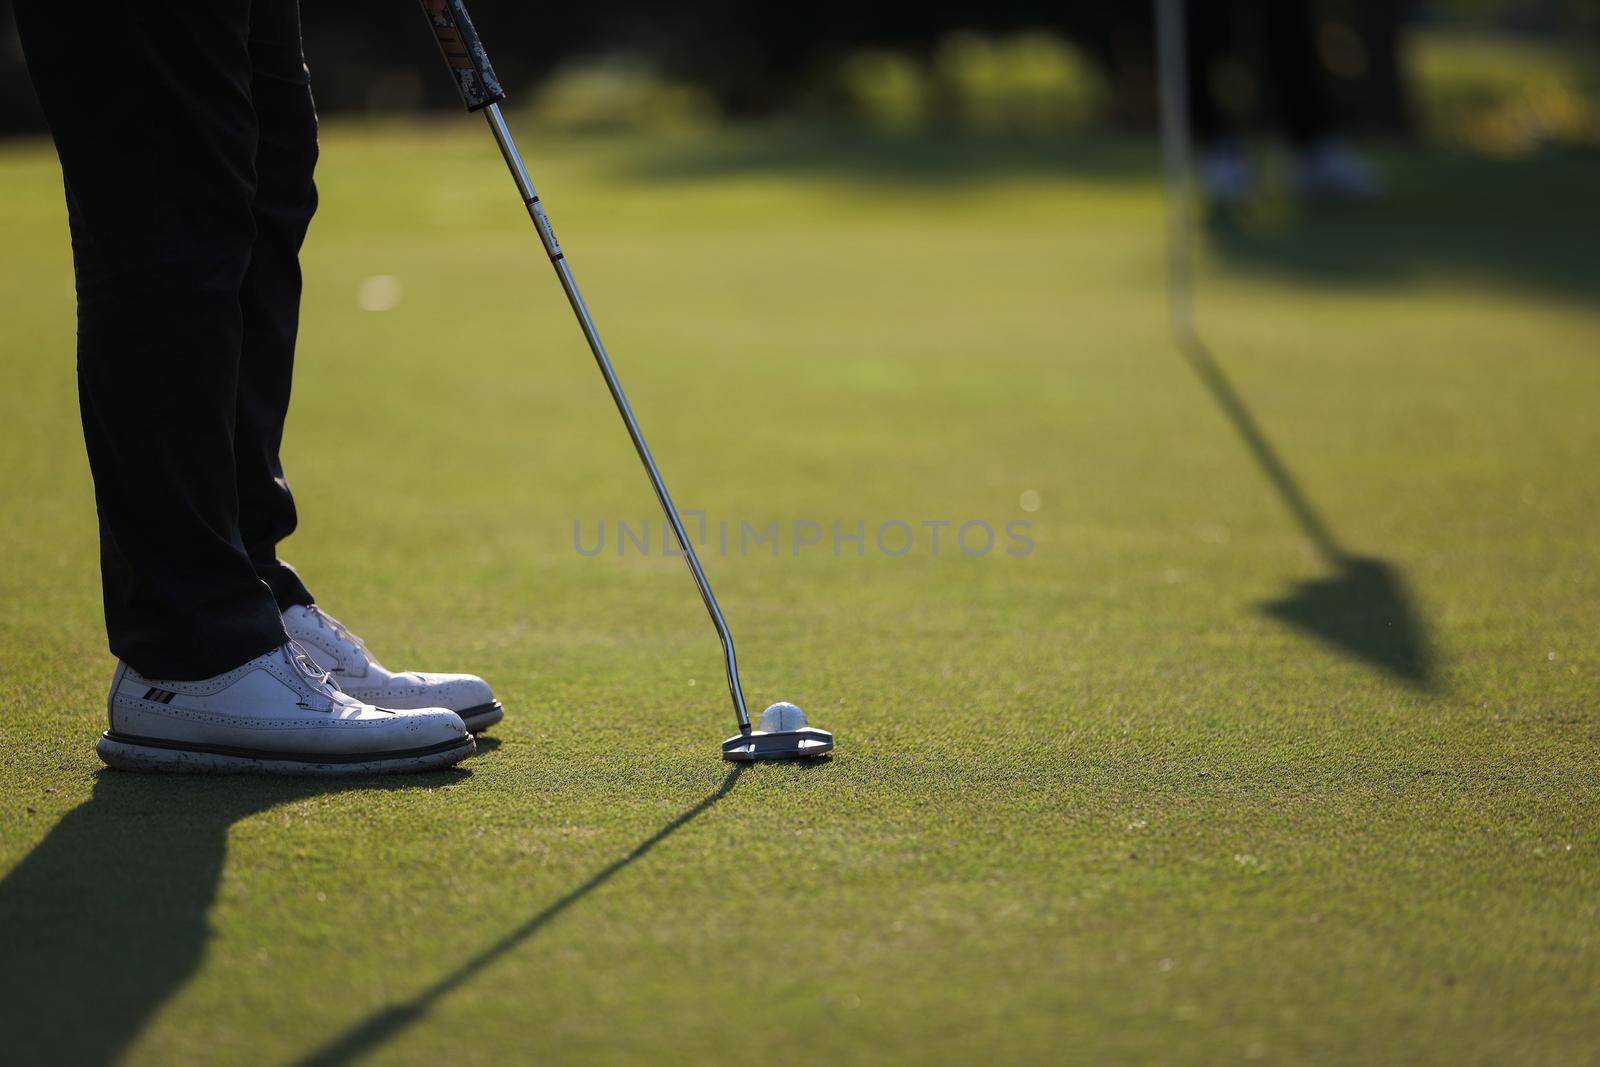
[1152,0,1344,563]
[1155,0,1198,348]
[1148,0,1429,684]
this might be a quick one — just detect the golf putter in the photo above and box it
[417,0,833,761]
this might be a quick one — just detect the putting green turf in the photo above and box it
[2,120,1598,1065]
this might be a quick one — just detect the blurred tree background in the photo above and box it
[1,0,1595,152]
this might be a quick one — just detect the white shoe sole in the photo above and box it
[95,732,476,776]
[457,700,503,734]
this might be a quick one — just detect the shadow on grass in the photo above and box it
[1261,555,1429,684]
[625,126,1157,187]
[1201,150,1600,306]
[1177,333,1432,687]
[0,769,472,1067]
[292,764,747,1067]
[625,127,1599,307]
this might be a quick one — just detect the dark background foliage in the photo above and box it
[0,1,1593,136]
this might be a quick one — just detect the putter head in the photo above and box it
[721,726,834,762]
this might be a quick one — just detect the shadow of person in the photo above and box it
[0,768,470,1067]
[292,764,746,1067]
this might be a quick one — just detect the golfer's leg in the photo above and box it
[15,1,287,680]
[236,0,318,612]
[1185,0,1233,146]
[1264,0,1331,146]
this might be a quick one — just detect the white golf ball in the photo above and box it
[758,701,807,733]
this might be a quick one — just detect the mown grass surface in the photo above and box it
[1,120,1597,1065]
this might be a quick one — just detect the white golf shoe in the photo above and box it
[283,604,503,733]
[97,643,475,775]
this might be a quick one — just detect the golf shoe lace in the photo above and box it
[286,640,350,711]
[303,605,384,670]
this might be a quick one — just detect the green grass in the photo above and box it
[2,119,1598,1065]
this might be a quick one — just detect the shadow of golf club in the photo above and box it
[0,768,472,1067]
[1178,334,1433,687]
[292,763,746,1067]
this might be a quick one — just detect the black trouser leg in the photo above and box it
[1187,0,1332,148]
[16,1,291,679]
[237,0,318,612]
[1263,0,1332,147]
[1186,0,1236,146]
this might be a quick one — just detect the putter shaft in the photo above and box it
[482,103,753,736]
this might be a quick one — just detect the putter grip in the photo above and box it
[421,0,505,111]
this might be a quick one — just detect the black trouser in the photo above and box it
[16,0,318,679]
[1187,0,1332,147]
